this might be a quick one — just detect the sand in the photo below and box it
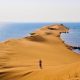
[0,24,80,80]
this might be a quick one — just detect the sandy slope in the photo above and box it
[0,24,80,80]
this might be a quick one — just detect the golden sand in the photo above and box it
[0,24,80,80]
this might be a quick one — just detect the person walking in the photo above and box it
[39,59,42,69]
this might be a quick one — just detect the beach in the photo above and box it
[0,24,80,80]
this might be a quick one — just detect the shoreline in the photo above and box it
[0,23,79,54]
[25,24,80,54]
[0,23,80,55]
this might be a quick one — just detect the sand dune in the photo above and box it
[0,24,80,80]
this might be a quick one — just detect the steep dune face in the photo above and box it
[0,24,80,80]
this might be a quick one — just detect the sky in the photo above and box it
[0,0,80,22]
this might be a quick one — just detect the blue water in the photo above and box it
[0,23,52,41]
[0,22,80,53]
[60,23,80,54]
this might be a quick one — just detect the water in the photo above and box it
[0,22,80,54]
[0,23,52,42]
[60,23,80,54]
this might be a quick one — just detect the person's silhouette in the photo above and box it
[39,60,42,69]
